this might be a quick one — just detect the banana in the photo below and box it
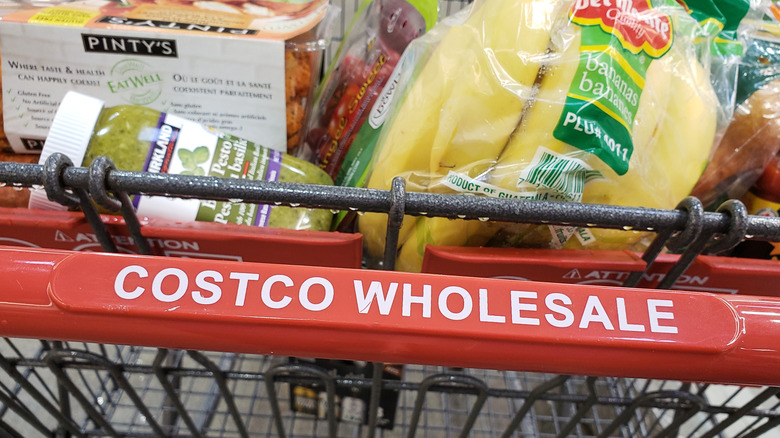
[359,0,562,263]
[484,21,717,251]
[579,54,715,209]
[426,0,563,190]
[365,0,720,271]
[395,216,501,272]
[566,48,717,250]
[486,27,585,191]
[393,15,581,271]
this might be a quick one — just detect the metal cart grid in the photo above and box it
[5,338,780,438]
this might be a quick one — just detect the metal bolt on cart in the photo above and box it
[2,0,780,437]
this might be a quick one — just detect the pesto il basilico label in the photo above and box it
[134,112,281,227]
[555,0,673,175]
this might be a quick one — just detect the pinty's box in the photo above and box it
[0,0,333,154]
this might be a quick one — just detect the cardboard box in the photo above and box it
[0,0,330,154]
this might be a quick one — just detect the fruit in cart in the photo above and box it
[358,0,561,262]
[480,22,717,252]
[690,34,780,209]
[395,216,501,272]
[361,0,721,271]
[394,22,583,269]
[563,53,716,249]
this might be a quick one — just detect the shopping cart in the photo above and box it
[2,148,780,437]
[3,0,780,436]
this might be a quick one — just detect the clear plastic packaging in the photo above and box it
[358,0,749,271]
[284,7,340,153]
[295,0,437,231]
[691,25,780,209]
[297,0,437,180]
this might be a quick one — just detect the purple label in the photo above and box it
[265,149,283,182]
[142,113,168,172]
[254,203,271,227]
[134,112,168,209]
[253,149,284,227]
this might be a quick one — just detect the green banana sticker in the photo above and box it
[553,46,645,175]
[554,0,673,175]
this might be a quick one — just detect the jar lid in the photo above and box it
[28,92,106,211]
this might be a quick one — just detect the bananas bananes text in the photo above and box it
[359,0,719,272]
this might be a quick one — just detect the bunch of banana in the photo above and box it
[358,0,563,264]
[485,21,717,253]
[360,0,719,272]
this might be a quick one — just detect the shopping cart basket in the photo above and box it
[1,147,780,437]
[3,0,780,435]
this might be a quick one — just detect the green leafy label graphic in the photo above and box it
[178,146,209,175]
[518,147,603,202]
[107,58,163,106]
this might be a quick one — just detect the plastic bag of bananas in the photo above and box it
[356,0,754,272]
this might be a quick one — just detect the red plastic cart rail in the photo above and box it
[0,207,363,267]
[423,245,780,295]
[2,245,779,387]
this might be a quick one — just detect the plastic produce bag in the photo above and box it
[358,0,750,272]
[692,22,780,209]
[296,0,437,196]
[296,0,437,232]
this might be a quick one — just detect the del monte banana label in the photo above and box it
[570,0,673,56]
[556,0,673,176]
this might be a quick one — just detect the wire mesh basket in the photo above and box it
[3,339,780,437]
[1,149,780,437]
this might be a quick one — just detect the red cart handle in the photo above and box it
[2,245,778,386]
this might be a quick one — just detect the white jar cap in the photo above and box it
[28,92,106,211]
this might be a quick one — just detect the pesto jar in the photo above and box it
[29,91,335,231]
